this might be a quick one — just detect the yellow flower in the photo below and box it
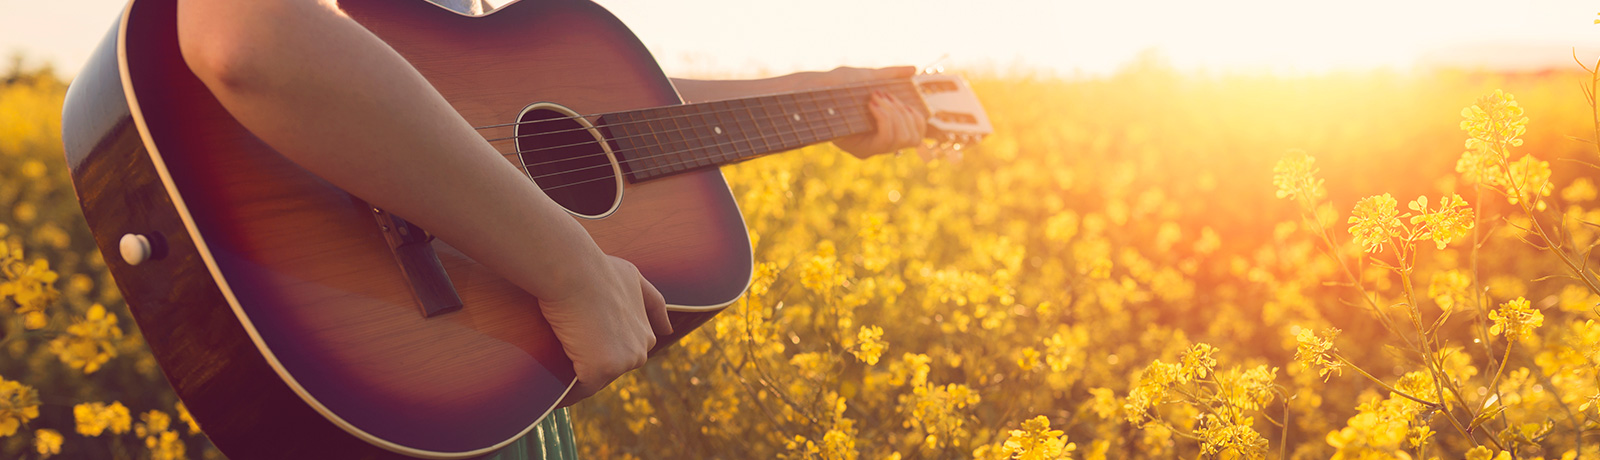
[1348,194,1401,254]
[821,423,859,460]
[1467,446,1513,460]
[136,410,172,438]
[1217,365,1280,412]
[1408,194,1475,250]
[0,255,59,320]
[1016,347,1040,372]
[34,428,62,457]
[48,304,124,374]
[1124,360,1182,423]
[1489,297,1543,342]
[1043,211,1080,243]
[176,402,201,435]
[1506,155,1554,210]
[1272,149,1325,202]
[1179,343,1217,383]
[146,430,186,460]
[1001,415,1076,460]
[0,377,41,437]
[1406,426,1434,450]
[1558,284,1600,313]
[1293,327,1342,381]
[852,325,887,365]
[1428,269,1472,312]
[1456,148,1504,186]
[1564,178,1598,203]
[1460,89,1528,154]
[898,382,980,449]
[1087,388,1119,420]
[1195,411,1267,459]
[73,401,131,436]
[749,262,778,297]
[800,242,849,295]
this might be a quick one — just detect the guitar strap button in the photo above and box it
[120,233,152,265]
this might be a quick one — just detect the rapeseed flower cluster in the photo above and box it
[1489,297,1544,342]
[0,376,39,437]
[73,401,131,436]
[48,303,122,373]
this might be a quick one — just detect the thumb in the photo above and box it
[557,378,602,408]
[641,276,672,336]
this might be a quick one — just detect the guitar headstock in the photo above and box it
[913,72,992,153]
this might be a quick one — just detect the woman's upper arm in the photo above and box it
[176,0,336,91]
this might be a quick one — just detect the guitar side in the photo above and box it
[63,0,752,458]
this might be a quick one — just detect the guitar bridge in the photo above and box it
[372,207,463,318]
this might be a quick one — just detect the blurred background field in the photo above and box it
[7,47,1600,458]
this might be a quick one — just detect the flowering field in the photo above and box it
[6,53,1600,459]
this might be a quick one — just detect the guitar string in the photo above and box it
[467,77,915,133]
[517,98,878,173]
[521,89,934,184]
[522,100,885,184]
[481,83,918,159]
[480,81,915,145]
[528,85,960,191]
[468,77,942,190]
[525,79,966,185]
[503,89,885,166]
[528,100,926,190]
[481,82,927,176]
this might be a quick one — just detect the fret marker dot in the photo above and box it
[714,126,722,135]
[793,114,801,121]
[828,108,836,115]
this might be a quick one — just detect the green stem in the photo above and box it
[1334,353,1437,407]
[1486,342,1515,404]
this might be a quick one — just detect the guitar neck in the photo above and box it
[600,79,922,182]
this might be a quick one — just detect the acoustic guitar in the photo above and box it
[59,0,991,458]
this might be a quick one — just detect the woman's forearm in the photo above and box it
[176,0,608,299]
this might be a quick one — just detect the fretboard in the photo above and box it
[600,80,921,182]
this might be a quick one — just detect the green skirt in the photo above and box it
[480,407,578,460]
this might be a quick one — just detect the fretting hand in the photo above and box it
[817,66,930,159]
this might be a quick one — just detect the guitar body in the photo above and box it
[62,0,750,458]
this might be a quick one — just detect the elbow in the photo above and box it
[177,0,330,94]
[179,29,256,94]
[178,9,263,94]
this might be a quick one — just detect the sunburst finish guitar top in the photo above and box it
[60,0,990,458]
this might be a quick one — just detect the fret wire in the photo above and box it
[560,102,885,186]
[678,112,701,169]
[779,94,798,150]
[533,80,902,166]
[566,83,905,181]
[474,76,912,133]
[731,98,752,161]
[666,114,689,170]
[744,100,765,158]
[613,96,884,181]
[486,79,920,149]
[824,88,843,140]
[801,91,823,145]
[716,100,737,164]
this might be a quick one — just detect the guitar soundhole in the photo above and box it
[514,104,622,218]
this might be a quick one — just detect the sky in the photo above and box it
[2,0,1599,78]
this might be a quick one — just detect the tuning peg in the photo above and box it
[919,54,950,75]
